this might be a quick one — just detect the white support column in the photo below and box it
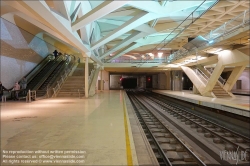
[100,69,103,91]
[85,57,89,98]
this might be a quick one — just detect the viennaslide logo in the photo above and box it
[219,147,249,165]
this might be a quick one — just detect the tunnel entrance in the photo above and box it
[121,78,137,89]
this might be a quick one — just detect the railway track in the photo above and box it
[128,93,206,166]
[127,91,250,166]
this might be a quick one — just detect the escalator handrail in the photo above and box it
[27,54,62,89]
[39,59,67,90]
[32,56,64,90]
[40,55,76,90]
[25,54,52,84]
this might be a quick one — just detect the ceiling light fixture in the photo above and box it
[148,53,154,57]
[158,52,163,58]
[208,40,214,44]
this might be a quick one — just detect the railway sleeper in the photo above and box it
[161,144,178,152]
[204,133,213,138]
[165,133,173,138]
[151,129,167,133]
[154,133,166,137]
[201,121,207,125]
[213,137,223,144]
[206,124,215,128]
[170,138,178,144]
[224,132,233,137]
[191,124,198,128]
[156,137,171,143]
[165,151,187,162]
[215,127,223,132]
[177,115,182,119]
[224,144,237,151]
[181,118,186,122]
[197,128,205,133]
[171,161,197,166]
[147,124,158,128]
[236,137,245,143]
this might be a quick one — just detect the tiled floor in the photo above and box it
[1,90,138,165]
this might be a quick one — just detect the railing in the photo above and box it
[26,90,36,103]
[52,68,72,97]
[205,67,226,85]
[25,54,52,85]
[49,55,77,97]
[168,9,250,63]
[104,57,167,63]
[77,89,85,99]
[204,9,249,41]
[88,69,95,85]
[194,68,209,84]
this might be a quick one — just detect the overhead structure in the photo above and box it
[1,0,249,72]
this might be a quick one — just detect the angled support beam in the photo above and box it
[71,1,129,31]
[224,65,247,91]
[107,42,139,62]
[97,19,156,34]
[22,1,90,53]
[203,49,249,94]
[70,2,81,23]
[53,1,70,20]
[100,31,147,60]
[102,9,137,19]
[128,1,166,14]
[91,12,157,50]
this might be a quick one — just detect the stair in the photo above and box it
[56,76,85,97]
[212,83,231,98]
[56,63,94,97]
[72,63,94,76]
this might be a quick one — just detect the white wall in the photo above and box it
[0,18,51,89]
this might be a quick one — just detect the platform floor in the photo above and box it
[1,91,143,166]
[153,90,250,117]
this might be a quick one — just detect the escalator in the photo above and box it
[36,59,69,97]
[17,54,74,99]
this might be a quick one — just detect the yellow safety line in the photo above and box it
[123,92,133,166]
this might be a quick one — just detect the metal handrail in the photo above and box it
[169,9,250,63]
[52,69,72,97]
[26,90,36,103]
[204,67,226,85]
[194,68,209,84]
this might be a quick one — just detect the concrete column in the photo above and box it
[193,85,200,94]
[203,61,224,94]
[165,71,171,90]
[85,57,89,98]
[171,71,182,91]
[224,65,246,91]
[89,64,100,96]
[100,69,103,91]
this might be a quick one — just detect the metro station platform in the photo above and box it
[0,90,157,166]
[153,90,250,118]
